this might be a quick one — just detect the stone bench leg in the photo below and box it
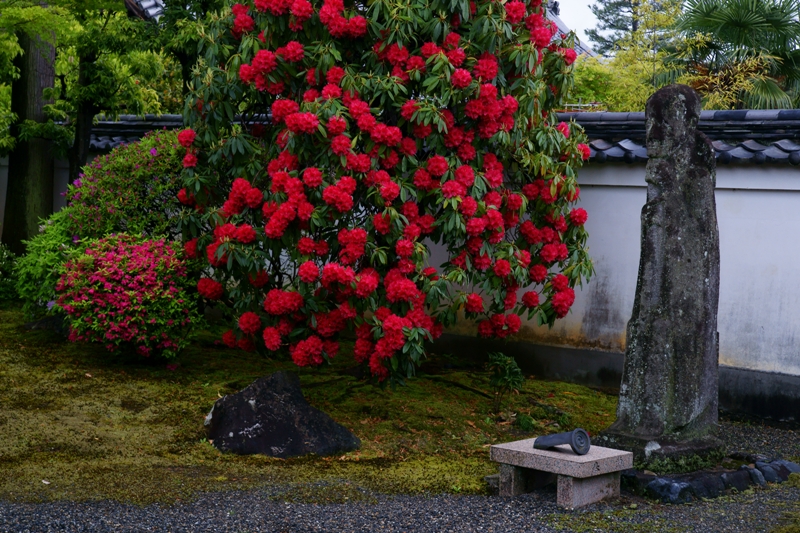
[498,464,557,497]
[557,472,621,509]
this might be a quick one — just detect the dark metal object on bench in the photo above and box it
[533,428,591,455]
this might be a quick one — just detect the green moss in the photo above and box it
[635,449,727,475]
[549,508,676,533]
[0,304,618,505]
[773,512,800,533]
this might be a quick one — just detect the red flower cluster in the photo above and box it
[198,278,224,299]
[319,0,368,38]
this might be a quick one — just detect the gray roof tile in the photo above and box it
[560,110,800,165]
[741,140,769,152]
[774,139,800,152]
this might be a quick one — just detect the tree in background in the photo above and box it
[0,2,66,254]
[570,0,681,110]
[585,0,641,56]
[1,1,184,253]
[672,0,800,109]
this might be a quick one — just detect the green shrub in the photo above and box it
[14,210,76,316]
[64,130,184,240]
[0,242,17,301]
[15,130,185,317]
[487,352,525,413]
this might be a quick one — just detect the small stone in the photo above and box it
[646,478,693,504]
[768,461,793,482]
[773,460,800,474]
[686,473,725,499]
[756,462,780,483]
[721,470,752,492]
[748,468,766,487]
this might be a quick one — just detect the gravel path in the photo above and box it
[2,420,799,533]
[2,485,799,533]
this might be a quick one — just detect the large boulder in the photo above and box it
[204,371,360,458]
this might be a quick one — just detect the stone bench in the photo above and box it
[490,437,633,509]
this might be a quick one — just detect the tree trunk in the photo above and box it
[2,33,55,254]
[67,56,99,185]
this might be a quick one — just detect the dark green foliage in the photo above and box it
[515,413,537,432]
[675,0,800,108]
[487,352,524,413]
[0,243,17,300]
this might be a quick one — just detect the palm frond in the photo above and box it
[741,76,793,109]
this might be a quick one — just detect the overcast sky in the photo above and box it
[554,0,600,50]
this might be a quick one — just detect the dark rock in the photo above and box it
[606,85,721,452]
[748,467,767,487]
[484,473,500,495]
[205,371,360,458]
[621,468,657,495]
[721,470,752,492]
[684,473,725,499]
[768,461,792,482]
[755,462,780,483]
[646,478,694,504]
[773,460,800,474]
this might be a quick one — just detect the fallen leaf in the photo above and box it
[466,420,476,428]
[41,480,50,485]
[85,373,92,378]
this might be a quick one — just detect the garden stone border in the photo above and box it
[623,457,800,504]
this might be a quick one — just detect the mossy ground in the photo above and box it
[0,302,617,505]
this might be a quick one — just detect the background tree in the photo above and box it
[0,1,67,254]
[569,0,682,110]
[2,1,185,252]
[585,0,641,56]
[671,0,800,109]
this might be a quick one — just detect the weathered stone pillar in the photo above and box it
[603,85,721,460]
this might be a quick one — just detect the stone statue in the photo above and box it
[602,85,722,461]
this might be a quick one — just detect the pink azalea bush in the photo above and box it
[179,0,593,381]
[55,235,201,358]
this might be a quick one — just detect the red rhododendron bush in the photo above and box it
[179,0,593,381]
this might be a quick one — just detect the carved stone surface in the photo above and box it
[205,371,360,458]
[607,85,721,448]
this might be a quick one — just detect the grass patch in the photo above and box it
[0,303,617,505]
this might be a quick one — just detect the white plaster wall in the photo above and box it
[545,163,800,377]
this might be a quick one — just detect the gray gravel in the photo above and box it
[2,420,799,533]
[2,485,799,533]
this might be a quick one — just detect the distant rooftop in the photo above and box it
[558,110,800,165]
[125,0,165,21]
